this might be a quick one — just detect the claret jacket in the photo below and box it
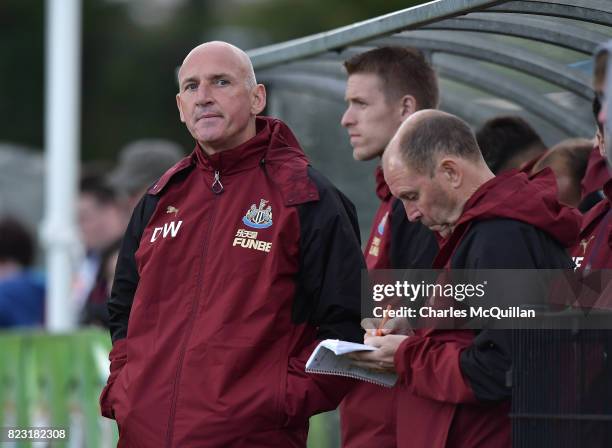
[340,166,438,448]
[394,169,579,448]
[100,117,365,447]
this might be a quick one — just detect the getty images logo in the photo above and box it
[150,220,183,242]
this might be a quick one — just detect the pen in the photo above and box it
[375,304,392,336]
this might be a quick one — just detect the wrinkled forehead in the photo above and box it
[383,148,417,182]
[178,45,249,82]
[383,137,417,171]
[385,162,431,199]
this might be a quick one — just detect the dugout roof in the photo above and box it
[248,0,612,143]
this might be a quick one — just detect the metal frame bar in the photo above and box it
[260,71,497,128]
[260,69,577,141]
[437,90,568,146]
[264,56,592,137]
[441,89,514,124]
[372,29,592,98]
[43,0,82,331]
[248,0,505,69]
[489,0,612,26]
[434,55,594,136]
[260,60,346,80]
[260,72,347,99]
[251,0,608,142]
[424,12,605,53]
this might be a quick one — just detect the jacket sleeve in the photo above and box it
[395,329,477,404]
[107,194,158,342]
[293,167,365,342]
[394,220,572,404]
[458,220,572,401]
[99,339,128,418]
[285,167,365,420]
[100,194,158,419]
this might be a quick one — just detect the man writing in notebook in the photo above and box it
[99,41,364,447]
[339,45,440,448]
[353,109,578,447]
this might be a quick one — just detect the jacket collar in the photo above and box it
[375,166,392,201]
[434,169,581,267]
[193,118,271,175]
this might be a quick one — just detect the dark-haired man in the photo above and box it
[339,46,440,447]
[476,115,547,174]
[353,110,578,447]
[75,174,125,310]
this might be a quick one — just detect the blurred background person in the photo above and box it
[75,172,125,314]
[572,42,612,272]
[579,94,611,212]
[532,138,593,208]
[0,216,45,328]
[80,238,121,328]
[476,115,547,174]
[107,139,185,216]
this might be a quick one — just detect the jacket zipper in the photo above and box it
[211,170,224,194]
[164,171,223,447]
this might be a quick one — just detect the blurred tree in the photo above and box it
[0,0,425,161]
[218,0,425,47]
[0,1,45,149]
[80,0,211,159]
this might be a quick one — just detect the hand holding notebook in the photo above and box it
[305,339,398,388]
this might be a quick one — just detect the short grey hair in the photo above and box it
[398,111,482,176]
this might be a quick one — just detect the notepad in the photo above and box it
[305,339,398,388]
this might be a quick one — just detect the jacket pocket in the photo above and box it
[200,341,286,430]
[277,353,289,427]
[100,366,128,423]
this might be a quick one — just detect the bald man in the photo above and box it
[100,41,365,447]
[352,110,578,447]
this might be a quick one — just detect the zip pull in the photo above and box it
[259,157,268,176]
[211,170,224,194]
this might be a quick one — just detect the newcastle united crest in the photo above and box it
[243,199,273,229]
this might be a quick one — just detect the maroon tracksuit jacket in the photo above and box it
[394,170,580,448]
[99,117,365,447]
[340,166,438,448]
[581,147,610,202]
[573,179,612,273]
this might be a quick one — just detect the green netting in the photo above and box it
[0,329,339,447]
[0,329,117,448]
